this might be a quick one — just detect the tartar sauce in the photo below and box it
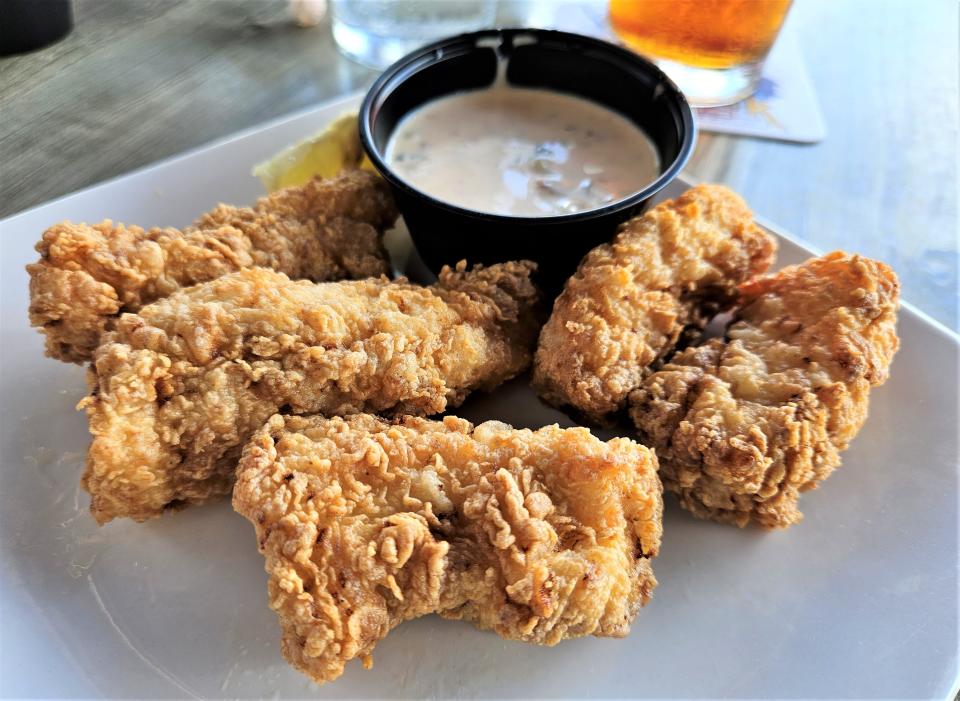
[384,87,660,217]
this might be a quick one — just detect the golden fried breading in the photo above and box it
[79,261,539,524]
[27,170,397,363]
[629,252,900,529]
[233,413,662,685]
[533,185,777,423]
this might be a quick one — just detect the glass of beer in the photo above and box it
[609,0,792,107]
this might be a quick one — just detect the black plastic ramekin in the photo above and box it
[360,28,696,292]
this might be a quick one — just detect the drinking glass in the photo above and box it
[609,0,792,107]
[331,0,497,70]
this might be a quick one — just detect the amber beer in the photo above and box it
[610,0,791,70]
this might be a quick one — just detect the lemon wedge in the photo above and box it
[253,112,376,192]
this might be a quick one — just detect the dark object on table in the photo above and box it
[360,28,696,293]
[0,0,73,56]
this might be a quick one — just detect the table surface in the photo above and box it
[1,0,957,330]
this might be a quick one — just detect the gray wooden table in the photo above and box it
[1,0,956,330]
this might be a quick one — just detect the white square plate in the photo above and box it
[1,94,957,699]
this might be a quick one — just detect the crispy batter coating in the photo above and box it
[27,170,398,363]
[629,252,900,529]
[533,185,777,423]
[233,413,663,685]
[79,261,539,524]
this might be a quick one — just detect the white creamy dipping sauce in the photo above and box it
[384,87,660,217]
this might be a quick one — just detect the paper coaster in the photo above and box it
[693,29,826,143]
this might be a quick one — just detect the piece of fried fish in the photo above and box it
[234,413,662,685]
[629,252,900,528]
[28,170,397,363]
[80,261,539,523]
[533,185,776,424]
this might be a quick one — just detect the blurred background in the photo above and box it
[1,0,956,330]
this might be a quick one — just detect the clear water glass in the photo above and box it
[331,0,497,70]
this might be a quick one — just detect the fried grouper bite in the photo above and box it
[534,184,776,424]
[80,261,539,523]
[28,170,397,363]
[630,252,900,528]
[234,413,662,685]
